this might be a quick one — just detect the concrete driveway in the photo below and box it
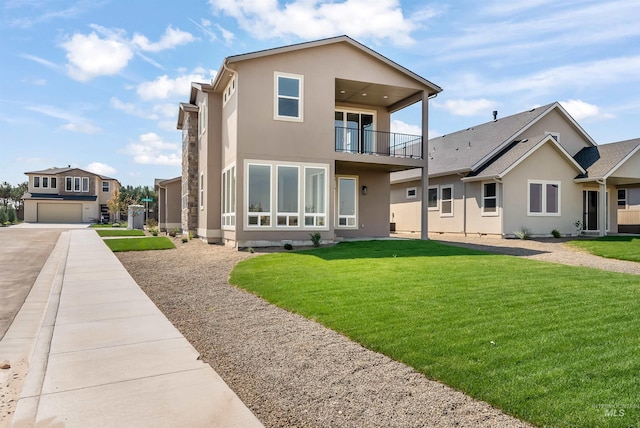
[0,224,88,339]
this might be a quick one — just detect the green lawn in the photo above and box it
[230,240,640,427]
[90,224,124,228]
[566,235,640,262]
[96,229,145,237]
[103,236,175,252]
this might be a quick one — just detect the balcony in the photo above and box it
[334,127,422,159]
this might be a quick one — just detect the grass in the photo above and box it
[95,229,145,237]
[230,240,640,427]
[566,235,640,262]
[103,237,175,252]
[90,223,124,228]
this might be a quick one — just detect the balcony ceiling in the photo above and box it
[335,78,421,110]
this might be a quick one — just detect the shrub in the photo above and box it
[112,222,121,227]
[310,232,322,247]
[146,218,158,228]
[149,227,159,236]
[169,227,180,237]
[181,236,188,243]
[0,209,7,225]
[248,247,255,253]
[7,207,16,223]
[514,227,531,240]
[551,229,561,238]
[284,242,293,250]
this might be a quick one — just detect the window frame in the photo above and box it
[617,189,627,208]
[303,166,327,228]
[527,180,561,216]
[33,176,40,188]
[50,177,57,189]
[200,172,205,210]
[440,184,454,217]
[65,177,72,192]
[198,100,207,135]
[246,163,273,228]
[336,176,358,229]
[222,165,236,229]
[276,165,300,227]
[102,181,109,193]
[223,75,236,106]
[82,177,89,192]
[482,181,499,216]
[406,187,417,200]
[274,72,303,122]
[427,186,438,211]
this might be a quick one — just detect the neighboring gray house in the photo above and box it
[390,103,640,237]
[155,177,182,232]
[23,167,120,223]
[176,35,441,247]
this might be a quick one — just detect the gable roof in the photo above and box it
[427,102,596,178]
[464,134,586,182]
[574,138,640,181]
[212,35,442,95]
[25,166,117,181]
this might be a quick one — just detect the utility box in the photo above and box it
[127,204,144,230]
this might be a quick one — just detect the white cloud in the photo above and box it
[61,31,133,81]
[60,25,195,81]
[208,0,437,46]
[86,162,117,176]
[390,119,421,135]
[132,26,195,52]
[136,69,214,101]
[20,53,60,70]
[560,99,614,121]
[110,97,159,120]
[27,104,101,134]
[436,98,498,116]
[122,132,181,165]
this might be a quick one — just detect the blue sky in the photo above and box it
[1,0,638,187]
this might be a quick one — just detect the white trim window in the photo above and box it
[304,167,326,227]
[617,189,627,208]
[199,100,207,135]
[222,165,236,228]
[223,75,236,106]
[65,177,72,191]
[427,186,438,210]
[102,181,110,192]
[274,72,303,121]
[406,187,417,199]
[247,164,272,227]
[200,172,205,209]
[528,180,560,216]
[50,177,57,189]
[440,184,453,217]
[33,176,40,188]
[482,182,498,215]
[41,177,48,188]
[337,176,358,228]
[276,165,299,227]
[82,177,89,192]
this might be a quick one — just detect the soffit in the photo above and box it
[335,78,421,109]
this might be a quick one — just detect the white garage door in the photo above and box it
[38,203,82,223]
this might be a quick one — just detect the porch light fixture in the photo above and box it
[361,185,368,195]
[361,93,367,96]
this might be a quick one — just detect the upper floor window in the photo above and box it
[274,72,303,121]
[199,101,207,135]
[528,180,560,216]
[483,182,498,215]
[65,176,90,193]
[51,177,57,189]
[33,176,40,188]
[223,75,236,106]
[102,181,110,192]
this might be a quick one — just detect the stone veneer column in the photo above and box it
[181,111,199,234]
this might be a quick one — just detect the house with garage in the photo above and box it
[23,166,120,223]
[390,103,640,237]
[176,35,441,247]
[155,177,182,232]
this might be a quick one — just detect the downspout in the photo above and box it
[457,173,466,236]
[494,177,503,238]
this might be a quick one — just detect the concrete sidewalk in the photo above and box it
[0,229,263,427]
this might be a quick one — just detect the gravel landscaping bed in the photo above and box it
[117,238,531,428]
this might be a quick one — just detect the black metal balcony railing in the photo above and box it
[334,127,422,159]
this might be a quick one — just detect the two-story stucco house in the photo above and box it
[390,103,640,237]
[23,166,120,223]
[176,36,441,247]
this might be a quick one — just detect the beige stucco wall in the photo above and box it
[427,176,465,234]
[502,142,583,236]
[23,200,97,223]
[464,180,503,235]
[390,180,422,232]
[522,108,593,156]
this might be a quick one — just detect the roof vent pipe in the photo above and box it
[493,110,498,120]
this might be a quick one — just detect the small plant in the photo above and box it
[248,247,255,253]
[310,232,322,247]
[284,242,293,250]
[112,222,121,227]
[188,232,194,240]
[181,236,188,243]
[149,227,159,236]
[551,229,561,238]
[146,218,158,228]
[574,220,583,235]
[514,227,531,240]
[169,227,180,237]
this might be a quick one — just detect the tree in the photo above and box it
[0,182,11,210]
[10,182,27,216]
[107,188,126,222]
